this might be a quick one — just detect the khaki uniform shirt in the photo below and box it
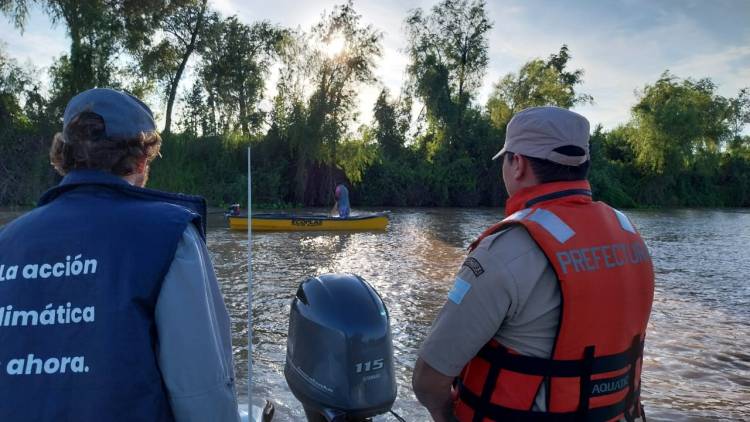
[419,225,561,410]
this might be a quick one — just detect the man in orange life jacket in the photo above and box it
[412,106,655,421]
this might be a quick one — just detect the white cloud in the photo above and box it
[671,45,750,93]
[480,1,750,129]
[209,0,231,14]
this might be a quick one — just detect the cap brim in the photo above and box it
[491,147,506,161]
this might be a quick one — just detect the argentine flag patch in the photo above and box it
[448,277,472,304]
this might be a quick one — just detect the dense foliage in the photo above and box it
[1,0,749,208]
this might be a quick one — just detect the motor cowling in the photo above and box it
[284,274,397,421]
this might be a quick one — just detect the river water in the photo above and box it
[2,207,749,421]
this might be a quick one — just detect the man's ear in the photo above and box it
[134,157,147,174]
[513,154,528,180]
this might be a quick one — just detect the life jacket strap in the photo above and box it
[622,335,643,422]
[475,337,643,377]
[577,345,596,418]
[457,382,641,422]
[461,335,644,421]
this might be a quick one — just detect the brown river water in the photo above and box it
[2,207,749,421]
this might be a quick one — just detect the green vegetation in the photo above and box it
[1,0,749,208]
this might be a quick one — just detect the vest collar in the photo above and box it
[505,180,592,215]
[60,169,132,188]
[38,169,208,238]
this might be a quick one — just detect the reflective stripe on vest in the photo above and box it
[527,209,575,243]
[502,208,533,222]
[614,209,636,234]
[506,207,637,242]
[503,207,576,244]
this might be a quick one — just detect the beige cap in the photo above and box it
[492,106,590,166]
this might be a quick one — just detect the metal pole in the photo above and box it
[247,146,253,409]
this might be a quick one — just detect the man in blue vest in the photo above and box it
[0,88,241,421]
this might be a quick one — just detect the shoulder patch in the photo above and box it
[448,277,472,304]
[462,257,485,276]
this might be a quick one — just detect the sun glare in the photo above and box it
[324,34,346,59]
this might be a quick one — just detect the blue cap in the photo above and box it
[63,88,156,141]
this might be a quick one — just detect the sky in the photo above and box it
[1,0,749,132]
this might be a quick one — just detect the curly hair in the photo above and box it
[49,112,161,176]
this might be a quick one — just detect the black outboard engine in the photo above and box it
[285,274,397,422]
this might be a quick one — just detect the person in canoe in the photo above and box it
[0,88,241,422]
[331,183,351,218]
[226,203,242,217]
[413,107,655,422]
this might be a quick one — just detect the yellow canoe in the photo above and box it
[228,213,389,232]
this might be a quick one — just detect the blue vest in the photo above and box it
[0,170,206,421]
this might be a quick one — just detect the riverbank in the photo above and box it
[3,130,750,210]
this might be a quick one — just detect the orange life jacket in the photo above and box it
[454,180,655,422]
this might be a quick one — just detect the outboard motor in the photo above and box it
[285,274,397,422]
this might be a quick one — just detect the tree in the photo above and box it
[198,16,285,136]
[486,45,592,128]
[1,0,166,117]
[269,1,382,204]
[372,88,411,158]
[139,0,210,134]
[727,88,750,151]
[405,0,491,133]
[336,127,378,184]
[306,0,382,153]
[0,45,32,125]
[630,72,736,174]
[178,80,209,136]
[0,43,55,205]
